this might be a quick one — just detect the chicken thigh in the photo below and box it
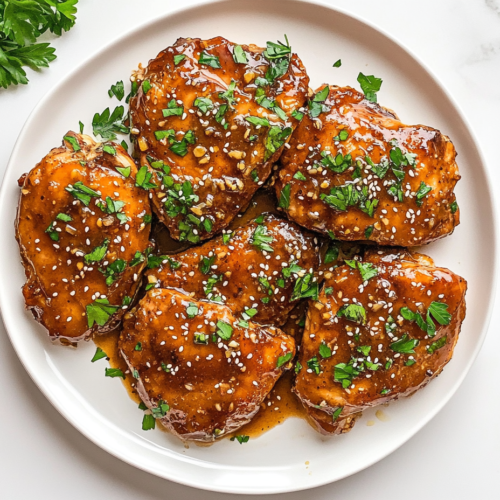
[16,132,151,344]
[119,288,295,442]
[293,247,467,434]
[146,213,320,327]
[129,36,309,242]
[275,85,460,246]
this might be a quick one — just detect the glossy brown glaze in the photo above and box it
[146,213,320,327]
[119,288,295,442]
[293,248,467,435]
[275,85,460,246]
[16,133,151,344]
[129,36,309,242]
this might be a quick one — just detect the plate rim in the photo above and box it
[0,0,497,494]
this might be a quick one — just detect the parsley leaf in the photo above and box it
[162,99,183,117]
[65,181,100,206]
[142,414,155,431]
[105,368,125,379]
[174,54,186,65]
[64,134,80,151]
[319,343,332,358]
[85,239,109,264]
[135,166,157,190]
[246,116,270,127]
[264,126,292,160]
[216,320,233,340]
[334,358,360,388]
[233,45,248,64]
[307,356,320,375]
[357,72,383,103]
[291,273,318,301]
[92,106,129,140]
[108,80,124,101]
[86,298,119,328]
[309,86,330,118]
[390,334,419,354]
[427,335,447,354]
[199,51,221,68]
[337,303,367,324]
[230,435,250,444]
[251,224,274,252]
[277,352,293,368]
[333,59,342,68]
[278,183,291,209]
[91,347,107,362]
[415,181,432,207]
[194,96,213,114]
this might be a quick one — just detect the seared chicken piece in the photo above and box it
[129,36,309,242]
[119,288,295,442]
[293,248,467,435]
[146,214,320,327]
[275,85,460,246]
[16,133,151,344]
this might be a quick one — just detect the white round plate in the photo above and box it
[0,0,496,494]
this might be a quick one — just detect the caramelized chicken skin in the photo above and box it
[16,133,151,344]
[129,36,309,242]
[119,288,295,442]
[275,86,460,246]
[146,214,320,327]
[293,248,467,434]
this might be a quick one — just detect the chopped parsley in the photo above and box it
[319,343,332,358]
[293,171,307,181]
[174,54,186,65]
[216,321,233,340]
[291,273,318,301]
[99,258,126,286]
[333,59,342,68]
[251,224,274,252]
[264,126,292,160]
[84,239,109,264]
[64,134,81,151]
[427,336,447,354]
[108,80,124,101]
[307,356,320,375]
[233,45,248,64]
[334,358,361,388]
[105,368,125,379]
[309,86,330,118]
[65,181,100,206]
[162,99,184,117]
[415,181,432,206]
[198,51,221,68]
[277,352,293,368]
[357,72,382,103]
[345,259,378,281]
[390,334,419,354]
[246,116,270,127]
[91,347,107,362]
[336,303,367,324]
[278,183,291,209]
[86,298,119,328]
[194,96,214,114]
[135,165,157,189]
[230,435,250,444]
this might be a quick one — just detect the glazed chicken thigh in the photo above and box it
[119,288,295,442]
[146,214,320,327]
[293,248,467,434]
[16,133,151,344]
[275,85,460,246]
[129,36,309,242]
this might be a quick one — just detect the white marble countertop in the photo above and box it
[1,0,499,498]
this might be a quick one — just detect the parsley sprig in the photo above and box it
[0,0,79,89]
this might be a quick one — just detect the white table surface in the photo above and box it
[1,0,499,498]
